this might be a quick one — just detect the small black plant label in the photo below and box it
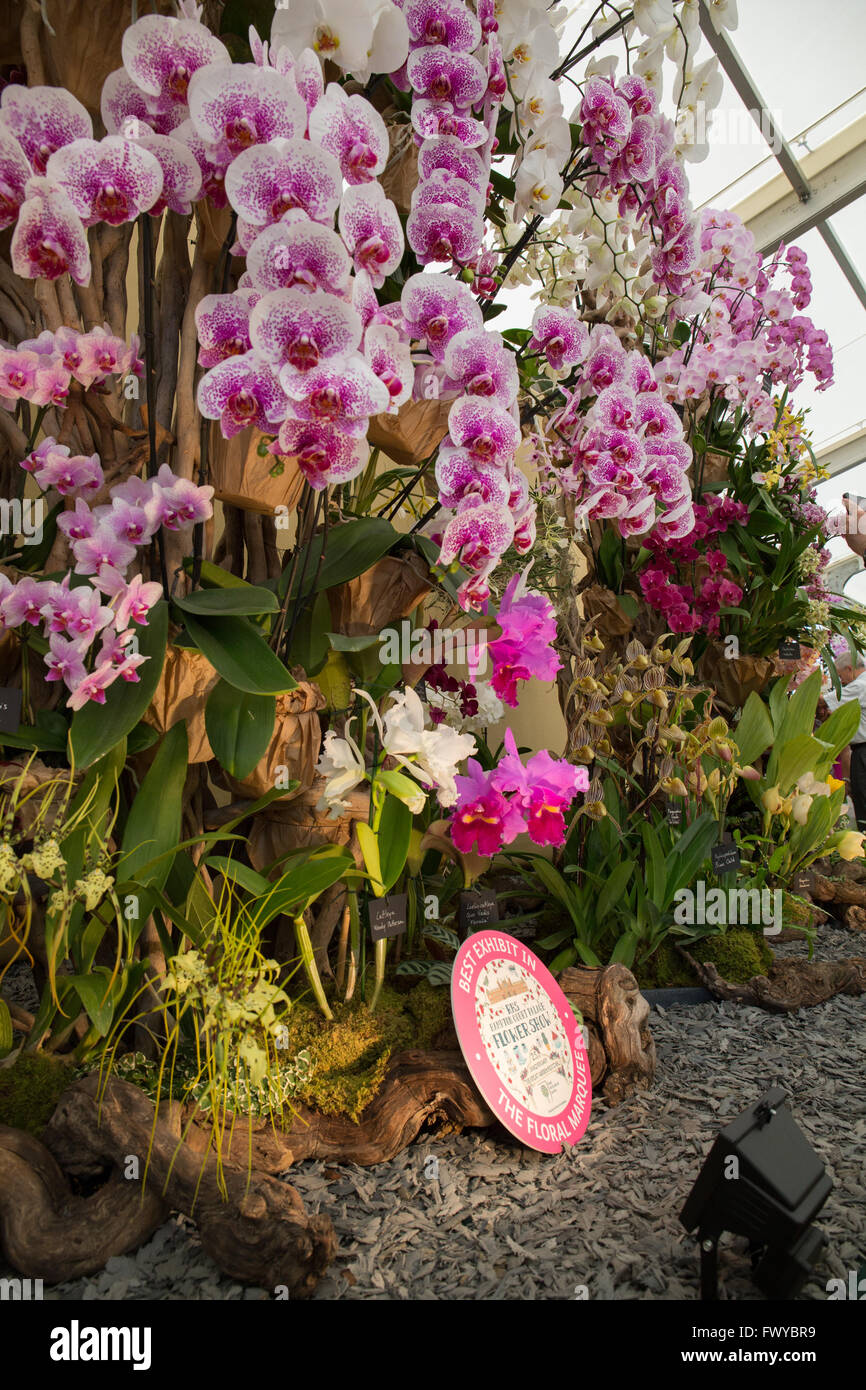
[0,688,22,733]
[665,800,683,826]
[368,894,408,942]
[792,870,813,895]
[778,639,801,660]
[711,841,740,875]
[458,889,499,938]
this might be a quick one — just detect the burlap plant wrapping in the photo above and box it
[327,550,433,637]
[209,423,307,515]
[225,681,325,800]
[367,396,452,469]
[40,0,176,112]
[380,123,419,215]
[142,646,220,764]
[698,646,775,709]
[242,779,369,875]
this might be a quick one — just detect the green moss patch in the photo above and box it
[691,929,773,983]
[634,941,699,990]
[281,980,450,1122]
[0,1053,73,1137]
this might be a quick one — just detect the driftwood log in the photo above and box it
[811,871,866,907]
[558,964,656,1105]
[843,905,866,932]
[678,947,866,1013]
[0,1121,168,1282]
[1,1074,336,1295]
[180,1049,495,1174]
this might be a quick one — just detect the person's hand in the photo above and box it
[843,495,866,558]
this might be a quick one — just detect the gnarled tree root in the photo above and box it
[39,1075,336,1296]
[0,1123,168,1282]
[558,964,657,1105]
[678,948,866,1012]
[181,1050,497,1173]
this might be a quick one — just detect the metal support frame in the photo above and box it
[699,2,866,308]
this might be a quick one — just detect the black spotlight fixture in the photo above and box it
[680,1086,832,1300]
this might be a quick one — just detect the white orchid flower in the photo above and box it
[316,724,366,816]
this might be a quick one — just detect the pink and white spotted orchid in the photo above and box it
[47,136,163,226]
[0,85,91,174]
[224,137,341,227]
[308,83,389,185]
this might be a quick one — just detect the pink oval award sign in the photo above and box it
[452,930,592,1153]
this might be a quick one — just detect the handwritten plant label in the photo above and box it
[451,930,592,1154]
[0,688,22,734]
[458,888,498,938]
[778,639,801,660]
[711,841,740,875]
[368,894,408,942]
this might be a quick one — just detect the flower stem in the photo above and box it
[294,914,332,1020]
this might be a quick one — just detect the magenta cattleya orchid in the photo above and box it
[10,176,90,284]
[47,137,163,226]
[195,290,259,368]
[275,417,367,490]
[121,10,230,105]
[338,183,404,287]
[0,85,91,174]
[308,84,388,185]
[400,272,483,360]
[491,731,589,847]
[188,64,305,158]
[528,306,589,372]
[282,352,390,435]
[136,132,202,216]
[224,137,341,227]
[443,329,519,405]
[447,397,521,467]
[196,350,288,438]
[244,213,351,296]
[482,571,561,707]
[404,0,481,52]
[249,287,362,382]
[450,758,525,856]
[0,123,33,230]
